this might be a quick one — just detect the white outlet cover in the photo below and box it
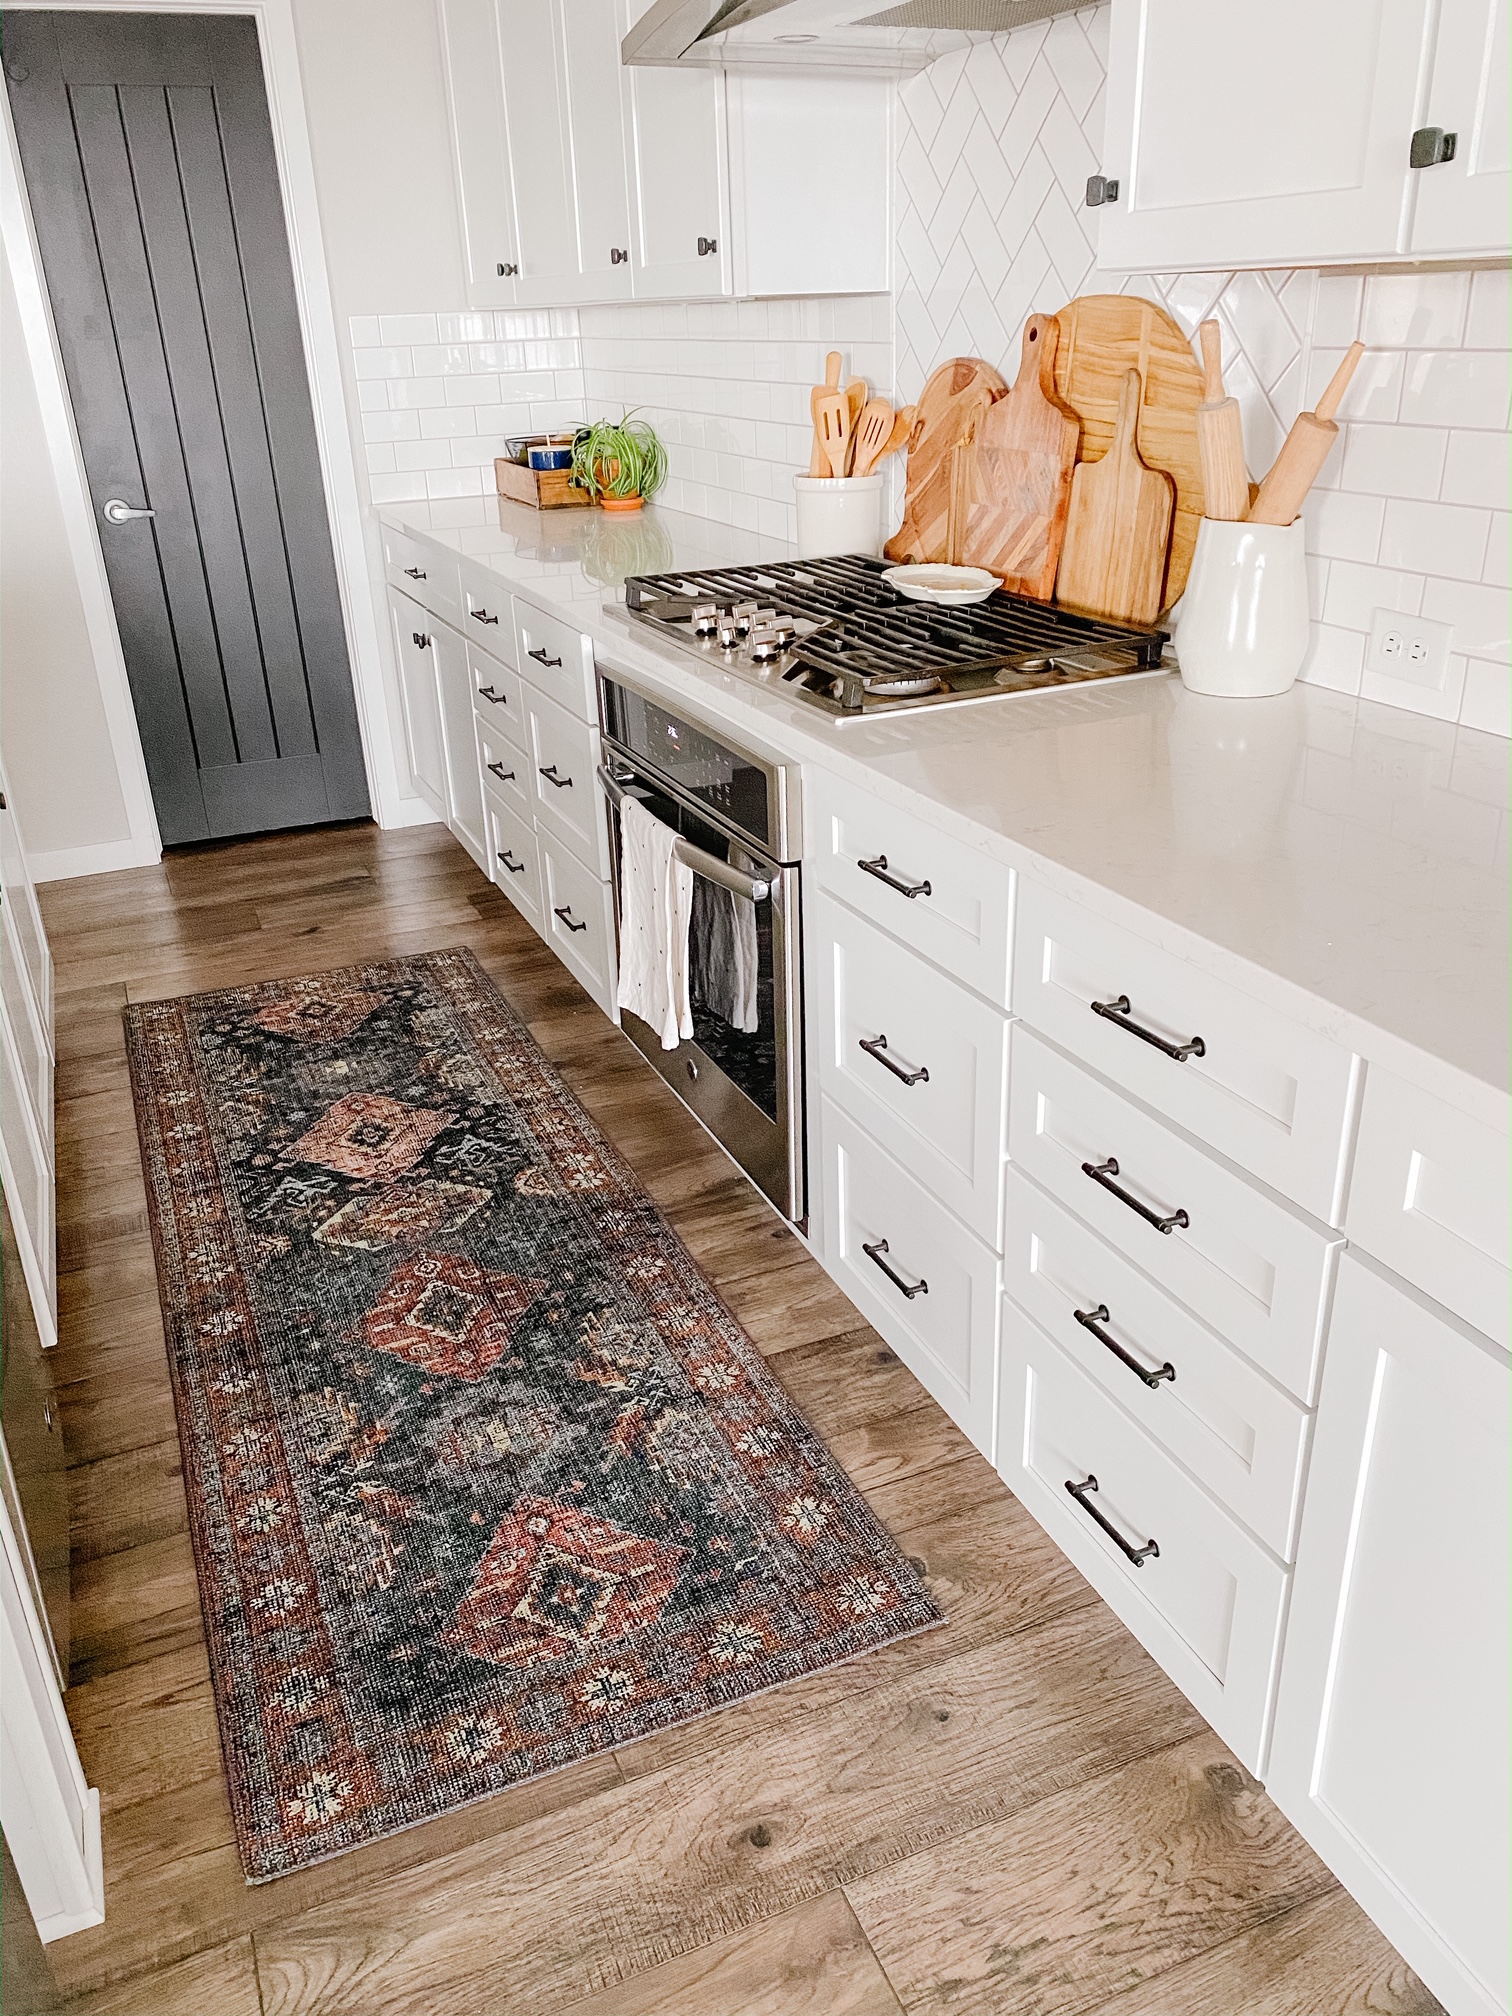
[1366,609,1454,692]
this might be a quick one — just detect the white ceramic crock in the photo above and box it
[1175,517,1310,698]
[793,473,884,559]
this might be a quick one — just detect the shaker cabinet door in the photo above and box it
[1268,1253,1510,2016]
[560,0,634,298]
[389,591,447,820]
[1410,0,1511,254]
[496,0,579,301]
[438,0,518,307]
[432,623,488,871]
[1099,0,1435,272]
[621,0,730,300]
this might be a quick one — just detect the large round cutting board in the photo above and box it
[1051,294,1206,608]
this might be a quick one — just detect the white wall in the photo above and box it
[893,5,1512,736]
[0,261,131,860]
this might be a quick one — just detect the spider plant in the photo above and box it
[570,412,668,509]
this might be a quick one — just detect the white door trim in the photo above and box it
[1,0,415,872]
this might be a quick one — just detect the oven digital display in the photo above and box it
[601,680,772,850]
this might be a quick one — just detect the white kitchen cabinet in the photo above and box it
[496,0,580,304]
[1099,0,1508,271]
[561,0,635,298]
[620,55,729,298]
[388,589,447,820]
[1411,0,1511,253]
[1268,1253,1510,2016]
[432,623,488,872]
[1,773,56,1349]
[438,0,518,307]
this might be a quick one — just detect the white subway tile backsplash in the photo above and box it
[378,314,439,346]
[364,442,396,475]
[442,374,504,405]
[1484,515,1510,590]
[361,410,420,444]
[437,311,497,344]
[1421,578,1512,661]
[1340,422,1448,500]
[1303,489,1385,563]
[348,315,381,348]
[356,380,390,412]
[1380,499,1491,582]
[1323,558,1424,630]
[1399,348,1512,430]
[353,346,412,380]
[385,379,449,410]
[1465,265,1511,350]
[1298,623,1366,696]
[1442,428,1511,510]
[1361,268,1471,348]
[1460,659,1512,736]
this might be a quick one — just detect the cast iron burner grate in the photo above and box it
[620,553,1169,715]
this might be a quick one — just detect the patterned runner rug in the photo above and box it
[126,949,940,1881]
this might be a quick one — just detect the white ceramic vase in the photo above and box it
[793,473,884,559]
[1175,517,1310,698]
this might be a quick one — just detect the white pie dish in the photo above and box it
[882,563,1000,606]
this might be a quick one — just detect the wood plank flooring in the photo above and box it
[37,820,1439,2016]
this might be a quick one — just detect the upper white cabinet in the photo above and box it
[439,0,890,308]
[1268,1254,1509,2016]
[438,0,519,307]
[1098,0,1510,271]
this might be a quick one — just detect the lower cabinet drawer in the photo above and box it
[538,833,617,1021]
[812,889,1008,1247]
[820,1097,1000,1458]
[469,641,527,747]
[476,720,530,822]
[1003,1168,1312,1559]
[484,789,542,930]
[514,596,597,720]
[998,1308,1289,1775]
[382,523,461,627]
[1008,1026,1339,1403]
[526,689,609,876]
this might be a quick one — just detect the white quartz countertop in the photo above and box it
[385,496,1511,1104]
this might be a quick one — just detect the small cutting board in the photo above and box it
[1056,367,1174,626]
[885,357,1006,566]
[961,313,1080,599]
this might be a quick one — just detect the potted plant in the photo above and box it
[570,413,667,513]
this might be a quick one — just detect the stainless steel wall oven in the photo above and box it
[596,663,805,1226]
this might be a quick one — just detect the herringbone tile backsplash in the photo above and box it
[894,5,1510,734]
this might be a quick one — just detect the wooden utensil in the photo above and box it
[844,375,867,448]
[879,404,916,462]
[1248,341,1364,527]
[1056,368,1174,625]
[812,387,851,480]
[961,312,1080,599]
[1051,293,1206,602]
[850,398,894,477]
[808,351,845,476]
[1195,319,1249,522]
[885,358,1006,566]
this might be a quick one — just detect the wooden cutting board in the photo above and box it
[884,357,1006,566]
[960,313,1080,599]
[1056,368,1174,625]
[1052,293,1206,607]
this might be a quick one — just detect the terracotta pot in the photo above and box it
[600,495,643,514]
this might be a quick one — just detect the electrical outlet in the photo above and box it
[1366,609,1454,692]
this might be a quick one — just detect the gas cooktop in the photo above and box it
[616,552,1169,716]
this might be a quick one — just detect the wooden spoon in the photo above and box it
[850,398,894,477]
[879,404,917,461]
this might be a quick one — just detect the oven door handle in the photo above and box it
[597,767,772,903]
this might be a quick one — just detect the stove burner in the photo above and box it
[862,669,942,697]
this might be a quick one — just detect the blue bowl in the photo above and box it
[528,444,574,471]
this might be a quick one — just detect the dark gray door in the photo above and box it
[4,11,370,844]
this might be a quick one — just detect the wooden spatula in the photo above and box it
[879,404,916,461]
[1195,320,1249,521]
[961,312,1080,600]
[850,398,894,478]
[1248,341,1364,526]
[1056,367,1174,624]
[813,387,852,480]
[809,351,844,477]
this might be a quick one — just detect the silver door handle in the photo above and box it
[102,497,155,524]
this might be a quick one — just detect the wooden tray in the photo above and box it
[1050,294,1206,607]
[494,457,593,511]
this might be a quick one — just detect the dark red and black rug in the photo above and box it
[125,948,939,1881]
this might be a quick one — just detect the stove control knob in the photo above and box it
[770,616,797,646]
[691,602,721,637]
[731,601,760,634]
[749,625,783,662]
[716,614,742,649]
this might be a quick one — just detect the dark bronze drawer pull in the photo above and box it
[554,905,587,933]
[496,850,525,875]
[486,760,516,783]
[412,631,430,649]
[539,764,573,789]
[858,853,931,900]
[402,564,427,580]
[1082,1157,1189,1235]
[1091,993,1205,1063]
[1074,1304,1176,1389]
[1065,1474,1158,1565]
[470,607,499,625]
[858,1032,928,1087]
[477,685,508,705]
[529,644,563,669]
[862,1237,927,1300]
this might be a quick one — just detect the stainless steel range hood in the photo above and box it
[622,0,1087,74]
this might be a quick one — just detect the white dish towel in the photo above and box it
[616,795,693,1050]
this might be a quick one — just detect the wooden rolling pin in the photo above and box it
[1196,320,1248,521]
[1248,341,1365,526]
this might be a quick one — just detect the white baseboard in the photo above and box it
[387,794,445,829]
[28,836,161,883]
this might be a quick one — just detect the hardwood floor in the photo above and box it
[38,820,1439,2016]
